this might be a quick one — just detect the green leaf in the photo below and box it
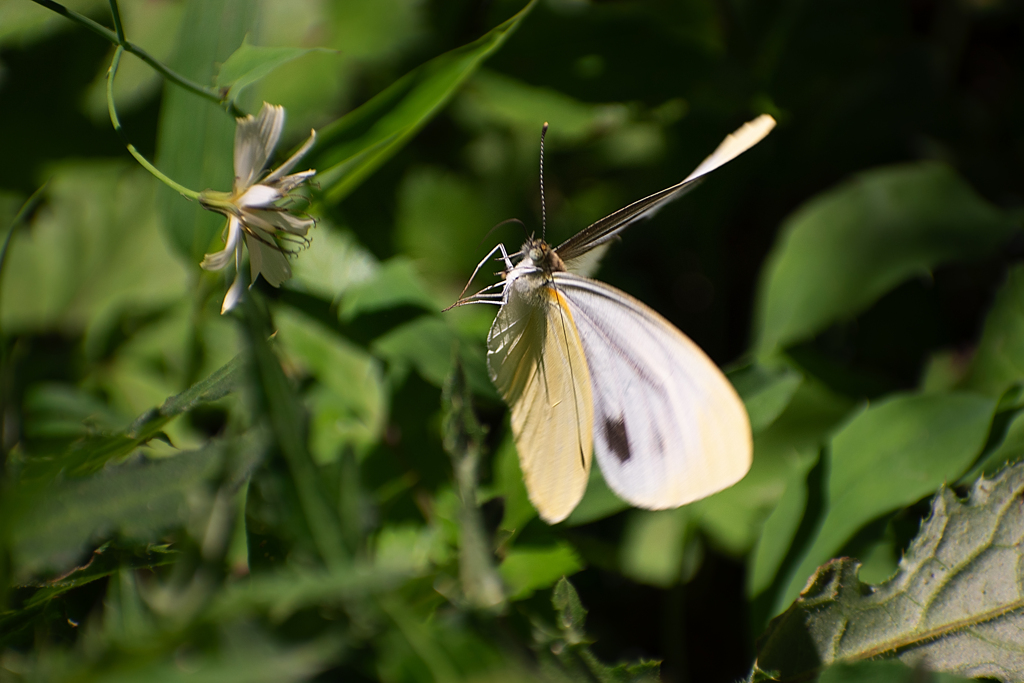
[817,661,973,683]
[968,407,1024,479]
[19,544,177,608]
[564,465,629,526]
[96,625,339,683]
[776,391,997,613]
[548,578,663,682]
[274,308,386,463]
[618,508,696,588]
[155,0,256,263]
[10,436,260,579]
[287,225,378,302]
[371,315,495,398]
[491,432,537,538]
[453,69,630,143]
[19,353,243,480]
[394,166,508,281]
[0,164,189,333]
[552,576,588,642]
[339,256,437,321]
[729,363,804,434]
[312,1,536,203]
[216,34,333,102]
[752,462,1024,682]
[694,377,853,560]
[210,563,418,622]
[746,446,818,597]
[22,383,127,439]
[590,658,662,683]
[500,543,583,601]
[962,264,1024,398]
[241,295,347,569]
[754,163,1017,355]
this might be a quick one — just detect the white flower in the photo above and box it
[200,102,316,313]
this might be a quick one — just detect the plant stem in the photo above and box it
[30,0,244,117]
[107,0,125,44]
[107,47,200,199]
[442,355,506,611]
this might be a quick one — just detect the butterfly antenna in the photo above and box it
[539,122,549,240]
[478,217,527,247]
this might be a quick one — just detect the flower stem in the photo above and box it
[107,0,125,44]
[30,0,244,117]
[107,46,200,199]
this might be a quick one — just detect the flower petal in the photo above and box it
[245,228,292,287]
[221,249,246,313]
[200,216,242,271]
[234,102,284,191]
[238,184,282,208]
[245,208,314,235]
[272,170,316,195]
[264,129,316,184]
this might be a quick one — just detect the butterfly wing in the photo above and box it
[554,272,752,509]
[487,274,595,523]
[559,114,776,269]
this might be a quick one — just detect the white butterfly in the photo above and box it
[453,115,776,524]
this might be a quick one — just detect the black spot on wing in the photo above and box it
[603,416,631,463]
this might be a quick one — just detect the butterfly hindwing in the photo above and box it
[553,273,752,509]
[487,274,595,524]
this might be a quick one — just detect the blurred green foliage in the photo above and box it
[1,0,1023,681]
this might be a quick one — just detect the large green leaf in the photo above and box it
[287,224,378,303]
[155,0,256,263]
[10,435,261,580]
[210,563,418,622]
[729,363,805,435]
[618,508,697,588]
[312,1,536,203]
[499,543,583,600]
[695,377,853,560]
[338,256,437,321]
[274,308,386,464]
[963,264,1024,398]
[394,166,508,282]
[371,315,495,399]
[752,462,1024,682]
[215,35,332,103]
[754,163,1017,355]
[746,447,818,596]
[490,431,538,538]
[817,661,972,683]
[0,164,188,333]
[241,295,347,568]
[19,353,243,481]
[776,391,997,612]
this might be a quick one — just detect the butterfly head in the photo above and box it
[522,237,565,274]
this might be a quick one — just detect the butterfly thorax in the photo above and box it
[499,238,566,307]
[521,238,566,274]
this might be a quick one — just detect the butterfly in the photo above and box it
[452,115,776,524]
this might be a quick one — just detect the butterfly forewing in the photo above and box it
[555,181,702,265]
[487,274,595,523]
[555,114,777,266]
[554,273,752,508]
